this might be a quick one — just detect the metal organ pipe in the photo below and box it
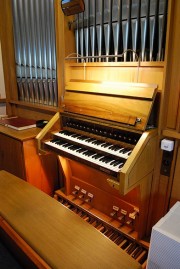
[74,0,168,63]
[12,0,57,106]
[11,0,168,103]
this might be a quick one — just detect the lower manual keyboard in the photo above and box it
[45,139,125,177]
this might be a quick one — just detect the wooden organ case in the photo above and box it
[37,80,158,268]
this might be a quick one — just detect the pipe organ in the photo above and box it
[37,80,159,268]
[1,0,179,267]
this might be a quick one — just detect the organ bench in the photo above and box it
[0,170,141,269]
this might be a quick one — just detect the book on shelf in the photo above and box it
[0,116,36,130]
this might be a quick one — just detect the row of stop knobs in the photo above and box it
[65,120,139,144]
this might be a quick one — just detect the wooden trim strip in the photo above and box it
[65,81,157,99]
[162,129,180,140]
[9,100,59,113]
[65,61,165,68]
[0,216,51,269]
[36,112,60,153]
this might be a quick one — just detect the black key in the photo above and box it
[83,150,95,156]
[114,161,123,167]
[92,154,103,159]
[108,145,117,150]
[118,162,124,168]
[87,151,96,157]
[63,143,72,148]
[78,135,89,140]
[67,144,75,149]
[69,145,79,151]
[127,150,132,156]
[100,156,114,163]
[51,138,61,143]
[121,148,130,154]
[56,141,68,146]
[112,145,122,151]
[91,140,98,144]
[107,145,117,150]
[76,148,87,153]
[60,130,72,135]
[70,133,81,138]
[96,141,104,145]
[101,143,112,148]
[110,160,121,166]
[92,140,103,145]
[86,138,96,142]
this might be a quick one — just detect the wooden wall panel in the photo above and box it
[65,63,164,91]
[0,0,18,103]
[164,0,180,130]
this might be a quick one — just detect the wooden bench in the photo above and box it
[0,170,142,269]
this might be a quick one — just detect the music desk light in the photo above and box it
[61,0,85,16]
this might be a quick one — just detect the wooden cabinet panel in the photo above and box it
[0,128,59,195]
[23,139,59,195]
[0,133,25,179]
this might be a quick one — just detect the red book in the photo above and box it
[0,117,36,130]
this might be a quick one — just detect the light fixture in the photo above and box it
[61,0,85,16]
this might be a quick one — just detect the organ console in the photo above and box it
[36,80,158,269]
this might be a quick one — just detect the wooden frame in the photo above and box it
[0,216,51,269]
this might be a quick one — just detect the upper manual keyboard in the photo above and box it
[54,130,132,160]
